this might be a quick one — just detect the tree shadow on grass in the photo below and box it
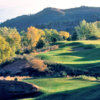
[55,47,100,62]
[36,84,100,100]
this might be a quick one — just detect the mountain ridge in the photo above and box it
[1,6,100,33]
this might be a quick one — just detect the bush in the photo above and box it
[15,50,23,55]
[51,37,57,43]
[60,71,67,77]
[23,48,31,54]
[36,39,45,49]
[28,58,47,72]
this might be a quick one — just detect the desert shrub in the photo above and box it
[84,44,95,49]
[28,58,47,72]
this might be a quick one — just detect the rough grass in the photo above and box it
[21,77,100,100]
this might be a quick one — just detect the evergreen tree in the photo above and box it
[72,31,79,41]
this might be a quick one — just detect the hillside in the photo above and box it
[1,40,100,77]
[1,6,100,33]
[1,40,100,99]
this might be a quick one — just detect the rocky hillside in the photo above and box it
[1,6,100,33]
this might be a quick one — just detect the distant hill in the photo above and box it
[1,6,100,34]
[0,22,2,24]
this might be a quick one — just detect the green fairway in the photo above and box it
[17,40,100,100]
[21,78,100,100]
[36,40,100,70]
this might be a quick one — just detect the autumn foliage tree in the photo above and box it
[0,36,12,63]
[38,29,45,40]
[26,26,40,50]
[59,31,69,40]
[0,27,21,56]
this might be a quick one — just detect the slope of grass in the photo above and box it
[36,40,100,70]
[16,40,100,100]
[21,78,100,100]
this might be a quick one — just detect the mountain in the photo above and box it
[0,22,2,24]
[1,6,100,33]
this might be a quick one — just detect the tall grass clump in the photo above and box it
[77,75,96,81]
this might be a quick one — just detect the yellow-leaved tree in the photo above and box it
[0,36,12,63]
[10,32,21,54]
[59,31,69,40]
[38,29,45,40]
[26,26,40,49]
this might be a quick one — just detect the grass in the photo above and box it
[36,40,100,70]
[21,77,100,100]
[15,40,100,100]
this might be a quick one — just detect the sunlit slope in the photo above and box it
[36,40,100,69]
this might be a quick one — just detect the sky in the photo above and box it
[0,0,100,22]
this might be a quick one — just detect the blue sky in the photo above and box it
[0,0,100,22]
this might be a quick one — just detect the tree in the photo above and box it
[44,29,52,42]
[0,36,12,63]
[20,30,26,36]
[0,27,21,55]
[75,20,100,39]
[72,31,79,41]
[51,29,59,40]
[52,37,57,43]
[10,32,21,51]
[36,39,45,49]
[59,31,69,40]
[38,29,45,40]
[26,26,40,50]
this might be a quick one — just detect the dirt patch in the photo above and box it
[0,59,28,75]
[72,47,90,51]
[0,80,40,100]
